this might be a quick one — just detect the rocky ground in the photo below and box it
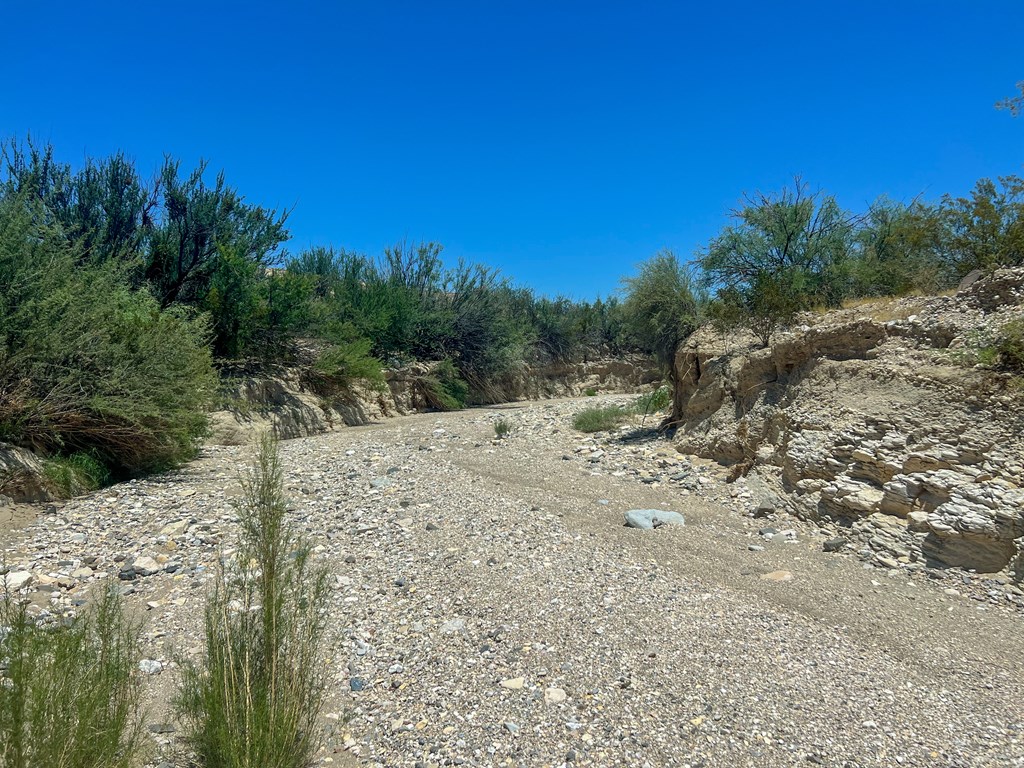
[2,396,1023,767]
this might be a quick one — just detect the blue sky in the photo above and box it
[4,2,1023,298]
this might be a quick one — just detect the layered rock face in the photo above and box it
[672,268,1024,576]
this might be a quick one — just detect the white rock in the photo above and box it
[3,571,33,590]
[544,687,567,703]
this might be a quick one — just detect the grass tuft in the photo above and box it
[494,419,512,438]
[997,318,1024,373]
[573,405,628,433]
[42,452,111,497]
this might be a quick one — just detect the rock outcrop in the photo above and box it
[0,443,52,503]
[671,268,1024,577]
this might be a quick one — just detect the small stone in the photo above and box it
[148,723,176,734]
[132,556,161,576]
[3,571,33,590]
[823,537,847,553]
[160,520,188,536]
[753,499,775,518]
[761,570,794,582]
[544,687,567,703]
[503,721,520,734]
[440,618,466,634]
[349,677,367,692]
[500,677,526,690]
[138,659,162,675]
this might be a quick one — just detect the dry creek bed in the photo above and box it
[2,395,1023,768]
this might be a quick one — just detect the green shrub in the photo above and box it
[584,388,598,397]
[0,587,146,768]
[573,405,628,433]
[996,318,1024,372]
[176,435,330,768]
[621,251,702,374]
[630,387,670,416]
[204,248,313,360]
[494,419,512,438]
[414,360,469,411]
[42,452,111,497]
[312,335,385,390]
[0,195,216,474]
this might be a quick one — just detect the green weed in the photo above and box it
[573,405,628,433]
[175,435,330,768]
[0,587,146,768]
[42,452,111,497]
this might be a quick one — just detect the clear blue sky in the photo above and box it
[3,2,1022,299]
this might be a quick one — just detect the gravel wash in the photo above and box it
[3,396,1023,767]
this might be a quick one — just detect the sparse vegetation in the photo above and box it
[0,587,146,768]
[996,318,1024,373]
[42,452,110,497]
[630,387,671,417]
[494,419,512,438]
[573,405,629,433]
[621,251,702,377]
[176,435,330,768]
[698,176,1024,345]
[584,388,598,396]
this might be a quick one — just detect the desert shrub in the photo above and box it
[938,176,1024,276]
[0,587,146,768]
[584,388,598,396]
[42,452,111,497]
[698,180,861,344]
[205,249,314,359]
[176,435,330,768]
[630,387,671,416]
[530,297,584,361]
[996,318,1024,372]
[851,199,949,296]
[573,405,628,433]
[311,334,385,390]
[699,181,858,308]
[414,360,470,411]
[0,194,216,474]
[494,419,512,438]
[621,251,702,377]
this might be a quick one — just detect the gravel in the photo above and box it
[2,395,1023,767]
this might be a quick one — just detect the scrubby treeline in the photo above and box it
[625,176,1024,378]
[0,140,634,485]
[698,177,1024,346]
[3,138,1022,485]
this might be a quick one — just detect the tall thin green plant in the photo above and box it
[176,434,330,768]
[0,586,146,768]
